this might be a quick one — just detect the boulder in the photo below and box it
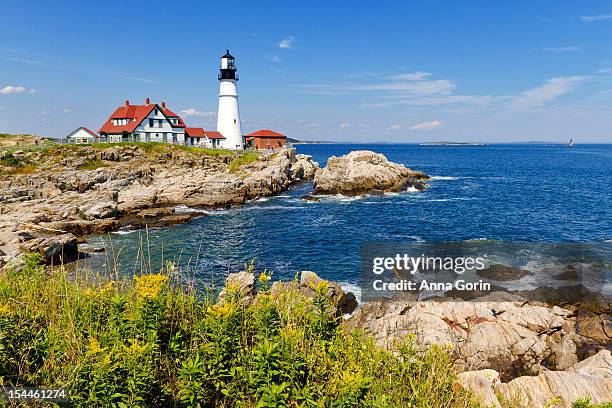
[82,201,117,219]
[569,350,612,378]
[312,150,428,196]
[496,371,612,408]
[455,351,612,408]
[290,154,319,180]
[345,295,580,379]
[217,271,256,303]
[455,370,501,408]
[576,314,612,344]
[300,194,320,202]
[270,271,358,316]
[19,233,78,265]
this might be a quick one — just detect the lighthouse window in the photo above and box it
[234,119,237,124]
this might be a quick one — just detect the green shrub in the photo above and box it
[0,255,481,407]
[573,397,612,408]
[0,153,21,166]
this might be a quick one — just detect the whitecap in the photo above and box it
[339,281,362,304]
[174,205,202,214]
[203,209,229,216]
[243,205,305,211]
[429,176,458,181]
[112,228,138,235]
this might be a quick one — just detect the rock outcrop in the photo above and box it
[0,145,319,269]
[312,150,428,195]
[344,292,610,380]
[456,350,612,408]
[217,270,358,317]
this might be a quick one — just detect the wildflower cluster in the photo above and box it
[0,253,481,407]
[134,273,168,299]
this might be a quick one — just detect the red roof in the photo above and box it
[81,127,99,138]
[246,129,285,138]
[161,107,186,128]
[204,131,225,139]
[185,127,205,137]
[99,101,186,134]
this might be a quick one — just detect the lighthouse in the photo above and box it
[216,50,243,150]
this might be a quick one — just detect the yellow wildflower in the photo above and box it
[310,279,329,295]
[99,353,112,368]
[86,337,107,356]
[128,339,147,355]
[0,304,11,316]
[134,273,168,299]
[207,302,233,317]
[258,271,271,284]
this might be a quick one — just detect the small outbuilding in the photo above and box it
[245,129,286,150]
[66,127,99,144]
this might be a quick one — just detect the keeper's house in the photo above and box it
[66,127,99,144]
[96,98,225,148]
[245,129,287,150]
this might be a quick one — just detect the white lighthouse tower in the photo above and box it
[217,50,243,150]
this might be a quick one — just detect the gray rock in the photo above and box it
[217,271,256,303]
[19,233,78,265]
[313,150,428,196]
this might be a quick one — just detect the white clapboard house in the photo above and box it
[96,98,224,148]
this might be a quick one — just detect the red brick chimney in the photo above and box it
[161,101,166,108]
[145,97,150,105]
[125,99,129,106]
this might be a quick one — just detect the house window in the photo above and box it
[154,108,158,115]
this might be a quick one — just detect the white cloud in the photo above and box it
[1,85,29,94]
[117,74,155,84]
[268,55,282,63]
[541,46,581,52]
[387,124,401,130]
[63,108,72,113]
[580,13,612,22]
[278,36,294,49]
[180,108,216,118]
[340,122,351,128]
[507,76,587,110]
[387,72,432,81]
[412,120,444,131]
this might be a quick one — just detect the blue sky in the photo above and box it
[1,1,612,142]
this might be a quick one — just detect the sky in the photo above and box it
[1,1,612,143]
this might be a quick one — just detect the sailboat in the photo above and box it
[568,138,574,148]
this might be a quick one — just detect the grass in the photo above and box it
[229,151,260,173]
[77,159,109,171]
[0,253,481,407]
[1,140,235,158]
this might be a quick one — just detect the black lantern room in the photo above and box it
[219,49,238,80]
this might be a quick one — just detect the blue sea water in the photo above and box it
[87,143,611,287]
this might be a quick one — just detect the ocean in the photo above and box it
[85,143,612,293]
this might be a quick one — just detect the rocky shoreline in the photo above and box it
[222,269,611,408]
[0,144,318,269]
[1,145,431,270]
